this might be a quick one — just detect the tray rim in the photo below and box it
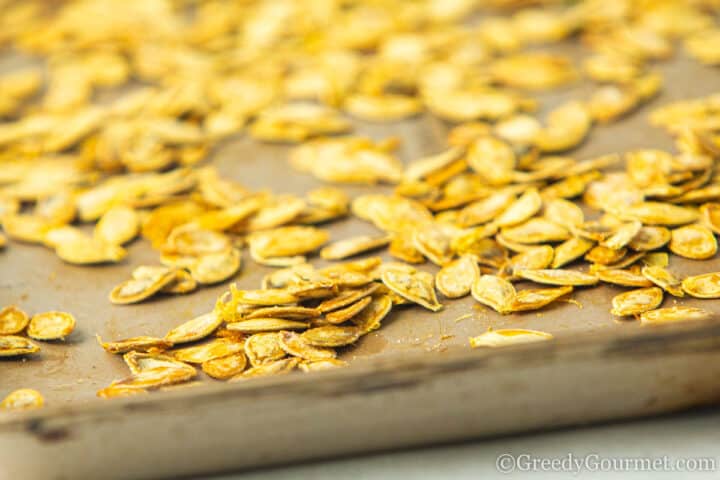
[3,316,720,430]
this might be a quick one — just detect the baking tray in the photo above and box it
[1,42,720,480]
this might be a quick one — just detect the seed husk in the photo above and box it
[436,256,479,298]
[381,265,442,311]
[301,325,362,347]
[552,237,595,268]
[244,332,286,367]
[669,224,717,260]
[27,311,76,340]
[471,275,516,314]
[109,269,179,305]
[640,306,712,325]
[189,248,242,285]
[325,296,373,324]
[511,286,573,312]
[596,269,653,287]
[320,235,391,260]
[98,335,172,354]
[628,226,671,251]
[0,336,40,357]
[202,352,248,380]
[173,338,246,364]
[165,312,223,344]
[611,287,664,317]
[278,331,337,361]
[641,265,684,297]
[0,305,30,335]
[226,318,309,333]
[1,389,44,410]
[516,269,599,286]
[469,328,553,348]
[682,273,720,298]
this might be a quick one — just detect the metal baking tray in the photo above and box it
[2,43,720,480]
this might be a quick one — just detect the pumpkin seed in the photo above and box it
[611,287,664,317]
[470,328,553,348]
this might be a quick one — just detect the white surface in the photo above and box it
[204,408,720,479]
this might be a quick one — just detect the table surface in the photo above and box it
[205,408,720,480]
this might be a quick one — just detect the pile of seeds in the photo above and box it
[0,305,75,357]
[0,0,719,401]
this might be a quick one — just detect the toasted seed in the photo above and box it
[511,286,573,312]
[325,296,373,324]
[501,218,570,244]
[1,389,44,410]
[98,335,172,354]
[682,273,720,298]
[700,203,720,234]
[123,351,193,374]
[611,287,664,317]
[233,288,299,306]
[0,305,29,335]
[351,294,393,334]
[544,198,584,229]
[602,221,642,250]
[278,331,336,361]
[510,246,554,272]
[452,231,504,266]
[56,237,127,264]
[320,235,390,260]
[641,265,684,297]
[495,188,542,227]
[164,226,231,256]
[245,306,320,320]
[317,284,380,313]
[669,224,717,260]
[299,359,348,372]
[0,336,40,357]
[109,269,178,305]
[173,338,245,364]
[389,232,426,263]
[94,206,139,245]
[469,328,553,348]
[585,246,627,265]
[628,226,671,251]
[232,357,299,381]
[381,266,442,311]
[640,306,712,325]
[301,325,362,347]
[96,386,150,399]
[471,275,516,314]
[248,226,328,258]
[516,269,599,286]
[244,332,286,366]
[227,318,308,333]
[165,312,222,344]
[617,202,698,226]
[412,223,455,266]
[457,190,516,227]
[100,363,196,393]
[591,251,646,271]
[596,269,653,287]
[202,352,248,380]
[467,136,515,186]
[642,252,669,267]
[190,248,242,284]
[436,256,480,298]
[27,311,75,340]
[552,237,595,268]
[534,101,591,152]
[163,269,198,294]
